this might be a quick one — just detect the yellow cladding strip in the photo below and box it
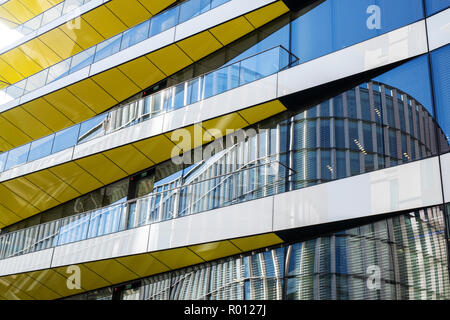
[0,233,283,299]
[0,0,64,24]
[0,1,289,154]
[0,99,287,228]
[0,0,176,91]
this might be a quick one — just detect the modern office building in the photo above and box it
[0,0,448,300]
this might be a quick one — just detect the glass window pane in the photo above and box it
[5,143,30,170]
[5,79,26,99]
[42,4,63,25]
[94,34,122,63]
[28,134,55,162]
[149,6,179,36]
[52,125,80,153]
[211,0,229,9]
[431,44,450,153]
[120,20,150,50]
[69,47,95,74]
[0,152,7,172]
[291,0,424,63]
[425,0,449,16]
[78,114,107,142]
[47,60,71,83]
[173,83,186,110]
[187,78,200,104]
[179,0,210,24]
[25,70,48,92]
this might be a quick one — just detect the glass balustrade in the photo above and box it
[0,159,294,260]
[0,45,298,172]
[0,0,233,104]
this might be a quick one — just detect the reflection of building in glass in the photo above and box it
[69,205,450,300]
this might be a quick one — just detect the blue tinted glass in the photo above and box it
[0,152,6,171]
[5,143,30,170]
[28,134,54,162]
[188,78,200,104]
[227,24,290,65]
[79,114,107,142]
[173,83,186,109]
[240,48,279,85]
[69,47,95,74]
[291,0,424,63]
[52,125,80,153]
[431,44,450,150]
[94,35,122,63]
[375,55,433,116]
[149,6,179,36]
[120,20,150,50]
[425,0,449,16]
[211,0,229,9]
[179,0,210,23]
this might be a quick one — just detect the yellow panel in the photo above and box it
[118,56,165,89]
[138,0,176,15]
[147,44,193,76]
[0,136,13,153]
[67,79,117,114]
[189,240,241,261]
[2,177,59,212]
[25,170,81,204]
[20,38,62,70]
[21,0,54,15]
[21,277,61,300]
[54,265,110,291]
[106,0,152,27]
[44,89,96,123]
[0,184,39,219]
[39,28,83,59]
[59,17,105,50]
[151,247,204,270]
[84,259,139,284]
[230,233,283,253]
[91,68,140,102]
[0,276,34,300]
[82,5,127,39]
[202,113,249,138]
[133,135,178,164]
[239,100,287,125]
[47,0,64,5]
[27,269,84,297]
[1,53,29,79]
[50,162,103,194]
[3,1,34,23]
[0,57,23,84]
[177,31,222,62]
[1,107,52,140]
[0,6,20,24]
[75,153,128,185]
[210,16,254,46]
[244,1,289,29]
[22,98,74,132]
[211,17,254,45]
[116,253,170,278]
[0,203,22,228]
[166,124,211,154]
[0,115,31,148]
[103,145,154,175]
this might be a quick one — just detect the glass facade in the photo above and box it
[0,0,449,301]
[66,205,450,300]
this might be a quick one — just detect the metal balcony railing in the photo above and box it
[0,159,295,260]
[0,45,298,172]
